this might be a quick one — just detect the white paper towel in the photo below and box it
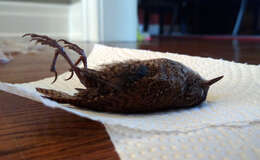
[0,44,260,133]
[1,44,260,160]
[105,122,260,160]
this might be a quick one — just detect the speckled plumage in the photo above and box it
[24,34,223,114]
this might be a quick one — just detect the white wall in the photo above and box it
[69,0,84,40]
[0,0,137,42]
[0,1,69,38]
[0,0,77,4]
[101,0,137,42]
[81,0,101,42]
[82,0,137,42]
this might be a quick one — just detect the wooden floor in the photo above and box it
[108,37,260,65]
[0,37,260,160]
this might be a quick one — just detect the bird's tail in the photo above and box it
[36,88,79,104]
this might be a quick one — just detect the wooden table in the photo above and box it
[1,37,260,160]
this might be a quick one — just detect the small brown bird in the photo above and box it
[23,34,223,114]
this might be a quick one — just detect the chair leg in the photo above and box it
[159,11,165,35]
[143,9,150,32]
[232,0,248,36]
[169,2,179,34]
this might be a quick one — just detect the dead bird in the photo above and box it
[23,33,223,114]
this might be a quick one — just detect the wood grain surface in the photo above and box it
[0,49,119,160]
[0,37,260,160]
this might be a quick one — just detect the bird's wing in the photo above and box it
[100,61,152,89]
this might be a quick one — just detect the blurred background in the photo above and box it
[0,0,260,66]
[0,0,259,41]
[139,0,260,36]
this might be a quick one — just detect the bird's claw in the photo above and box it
[65,69,74,81]
[51,70,58,84]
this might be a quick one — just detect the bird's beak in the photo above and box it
[202,75,224,86]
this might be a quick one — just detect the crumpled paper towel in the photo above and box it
[0,38,46,54]
[1,44,260,159]
[0,38,48,64]
[105,122,260,160]
[0,49,12,64]
[0,44,260,132]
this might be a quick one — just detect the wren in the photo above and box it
[23,34,223,114]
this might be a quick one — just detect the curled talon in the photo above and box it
[50,63,58,84]
[51,70,58,84]
[65,70,74,81]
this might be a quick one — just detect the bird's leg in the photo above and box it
[64,53,87,81]
[57,39,87,69]
[23,33,77,83]
[50,50,59,83]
